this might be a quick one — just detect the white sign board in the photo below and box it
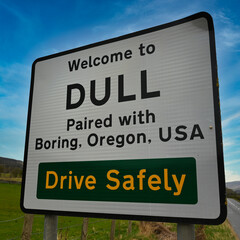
[21,12,226,224]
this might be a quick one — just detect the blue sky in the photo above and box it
[0,0,240,182]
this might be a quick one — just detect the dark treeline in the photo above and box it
[0,157,23,178]
[226,188,240,202]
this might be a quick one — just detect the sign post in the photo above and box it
[177,223,195,240]
[43,215,58,240]
[21,12,226,225]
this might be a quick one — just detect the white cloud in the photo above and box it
[40,48,61,57]
[225,169,240,182]
[0,63,30,84]
[0,86,28,125]
[92,1,200,42]
[0,1,28,24]
[213,11,231,25]
[214,11,240,50]
[223,138,235,148]
[0,127,25,160]
[0,99,27,125]
[221,94,240,110]
[225,149,240,159]
[222,111,240,128]
[0,63,30,125]
[225,159,240,166]
[0,1,34,43]
[220,28,240,47]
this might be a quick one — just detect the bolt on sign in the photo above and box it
[21,12,226,224]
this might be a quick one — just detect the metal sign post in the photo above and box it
[177,223,195,240]
[43,215,58,240]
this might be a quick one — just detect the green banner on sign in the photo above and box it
[37,158,197,204]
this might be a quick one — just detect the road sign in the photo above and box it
[21,12,226,224]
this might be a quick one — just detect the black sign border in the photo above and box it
[21,12,227,225]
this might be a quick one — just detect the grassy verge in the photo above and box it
[0,177,22,183]
[0,182,152,240]
[0,182,25,239]
[203,221,239,240]
[232,197,240,203]
[0,182,238,240]
[162,221,238,240]
[0,173,22,183]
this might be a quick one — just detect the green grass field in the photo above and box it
[0,182,149,240]
[0,182,237,240]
